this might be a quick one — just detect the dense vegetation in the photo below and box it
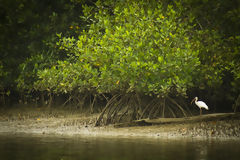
[1,0,239,124]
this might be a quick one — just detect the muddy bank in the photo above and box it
[0,112,240,139]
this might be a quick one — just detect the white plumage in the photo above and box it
[191,97,208,115]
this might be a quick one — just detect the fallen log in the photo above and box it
[114,112,240,128]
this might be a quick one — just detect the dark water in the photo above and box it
[0,134,240,160]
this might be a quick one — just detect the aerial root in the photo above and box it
[95,93,142,126]
[95,94,192,126]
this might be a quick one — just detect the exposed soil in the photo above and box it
[0,107,240,139]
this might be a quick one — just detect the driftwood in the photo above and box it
[114,112,240,128]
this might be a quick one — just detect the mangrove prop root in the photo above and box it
[95,94,121,126]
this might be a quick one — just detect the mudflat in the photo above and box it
[0,107,239,139]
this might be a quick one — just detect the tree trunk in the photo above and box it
[114,113,240,127]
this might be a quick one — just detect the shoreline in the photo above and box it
[0,107,239,139]
[1,115,240,140]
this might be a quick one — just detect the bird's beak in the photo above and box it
[191,98,195,104]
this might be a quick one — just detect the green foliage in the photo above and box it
[16,52,59,92]
[1,0,239,110]
[35,0,201,97]
[183,0,240,104]
[0,0,87,94]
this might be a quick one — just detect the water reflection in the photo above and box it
[195,142,208,160]
[0,134,240,160]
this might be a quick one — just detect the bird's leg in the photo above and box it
[200,108,202,115]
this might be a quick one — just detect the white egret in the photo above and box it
[191,97,209,115]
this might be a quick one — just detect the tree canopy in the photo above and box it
[1,0,240,119]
